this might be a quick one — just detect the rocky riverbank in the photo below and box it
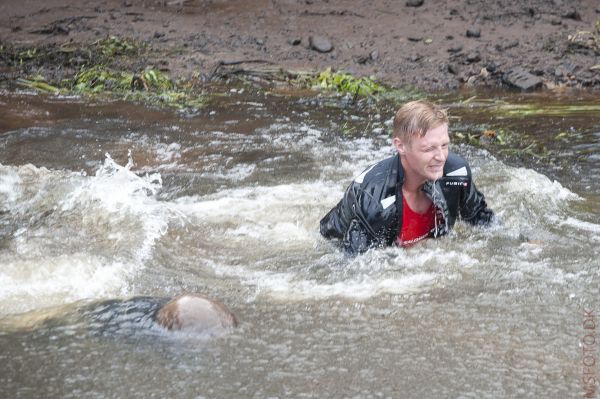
[1,0,599,92]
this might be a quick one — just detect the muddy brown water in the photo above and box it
[0,87,598,398]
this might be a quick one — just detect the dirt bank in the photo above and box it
[1,0,599,91]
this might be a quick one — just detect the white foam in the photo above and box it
[206,260,437,301]
[0,166,22,208]
[0,154,175,315]
[0,254,135,315]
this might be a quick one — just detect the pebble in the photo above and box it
[447,44,463,53]
[406,0,424,7]
[562,10,581,20]
[466,28,481,38]
[466,52,481,63]
[486,61,498,73]
[308,35,333,53]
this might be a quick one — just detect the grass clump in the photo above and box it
[72,66,203,109]
[94,36,143,58]
[73,67,173,93]
[313,67,384,97]
[18,66,205,110]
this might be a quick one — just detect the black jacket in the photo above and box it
[320,152,494,254]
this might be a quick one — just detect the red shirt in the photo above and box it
[397,197,435,247]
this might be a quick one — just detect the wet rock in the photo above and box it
[356,49,379,64]
[466,28,481,38]
[503,67,543,90]
[308,35,333,53]
[486,61,498,73]
[562,10,582,21]
[447,44,463,54]
[447,80,459,90]
[406,0,424,7]
[355,54,370,64]
[466,52,481,63]
[505,40,519,50]
[30,23,70,35]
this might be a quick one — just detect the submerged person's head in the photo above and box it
[393,100,449,146]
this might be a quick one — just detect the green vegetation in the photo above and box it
[17,66,205,110]
[312,67,384,97]
[16,75,60,93]
[289,67,420,105]
[6,36,207,110]
[94,35,143,58]
[490,103,600,117]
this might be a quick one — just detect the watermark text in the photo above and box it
[583,307,597,398]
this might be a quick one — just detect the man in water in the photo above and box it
[320,100,494,254]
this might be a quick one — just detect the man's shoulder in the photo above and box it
[353,154,398,186]
[443,152,471,178]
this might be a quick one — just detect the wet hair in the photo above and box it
[393,100,448,144]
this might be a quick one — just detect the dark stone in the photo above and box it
[406,0,424,7]
[355,54,370,64]
[531,68,544,76]
[562,10,582,20]
[447,63,459,74]
[447,80,459,90]
[466,52,481,63]
[466,28,481,38]
[486,61,498,73]
[289,38,302,46]
[308,35,333,53]
[447,45,463,53]
[503,67,543,90]
[408,36,422,42]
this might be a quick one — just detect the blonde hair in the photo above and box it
[393,100,448,144]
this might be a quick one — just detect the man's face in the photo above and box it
[394,123,449,183]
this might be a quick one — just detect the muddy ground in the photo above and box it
[0,0,599,92]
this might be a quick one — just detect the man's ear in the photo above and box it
[393,137,406,155]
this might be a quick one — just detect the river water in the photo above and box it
[0,87,598,398]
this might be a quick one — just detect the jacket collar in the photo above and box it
[395,153,449,237]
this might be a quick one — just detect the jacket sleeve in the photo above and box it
[459,172,494,226]
[320,182,382,255]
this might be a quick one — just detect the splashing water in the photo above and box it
[0,153,175,314]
